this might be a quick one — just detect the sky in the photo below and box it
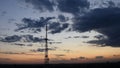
[0,0,120,64]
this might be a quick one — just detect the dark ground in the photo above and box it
[0,62,120,68]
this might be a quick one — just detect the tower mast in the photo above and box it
[45,24,49,64]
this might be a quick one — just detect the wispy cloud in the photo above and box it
[95,56,104,59]
[30,47,57,52]
[0,35,44,43]
[54,54,65,57]
[0,11,7,16]
[0,51,40,56]
[0,58,11,60]
[71,56,86,60]
[113,54,120,57]
[0,52,25,55]
[24,0,55,12]
[13,43,33,47]
[65,35,89,39]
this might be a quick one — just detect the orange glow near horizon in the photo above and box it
[0,45,120,64]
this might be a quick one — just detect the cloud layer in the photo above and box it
[30,47,57,52]
[49,22,69,34]
[15,17,55,32]
[56,0,89,15]
[22,0,120,47]
[24,0,90,14]
[24,0,55,12]
[73,7,120,47]
[0,35,44,43]
[16,17,69,34]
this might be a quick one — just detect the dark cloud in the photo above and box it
[71,56,86,60]
[74,36,80,38]
[64,36,72,39]
[14,43,33,47]
[73,7,120,47]
[24,0,55,12]
[15,17,55,32]
[0,35,21,42]
[14,43,25,46]
[49,41,62,45]
[95,56,104,59]
[58,14,69,22]
[57,0,90,15]
[81,36,89,38]
[94,35,105,40]
[103,1,116,8]
[16,17,69,34]
[30,48,44,52]
[49,22,69,34]
[30,47,57,52]
[24,0,90,14]
[107,1,115,7]
[0,52,25,55]
[0,52,39,55]
[0,35,44,43]
[79,56,86,59]
[21,35,44,43]
[21,0,120,47]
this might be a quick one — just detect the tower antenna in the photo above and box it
[45,24,49,64]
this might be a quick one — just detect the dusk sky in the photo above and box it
[0,0,120,64]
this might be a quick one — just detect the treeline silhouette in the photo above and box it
[0,62,120,68]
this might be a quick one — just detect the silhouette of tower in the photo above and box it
[44,24,49,64]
